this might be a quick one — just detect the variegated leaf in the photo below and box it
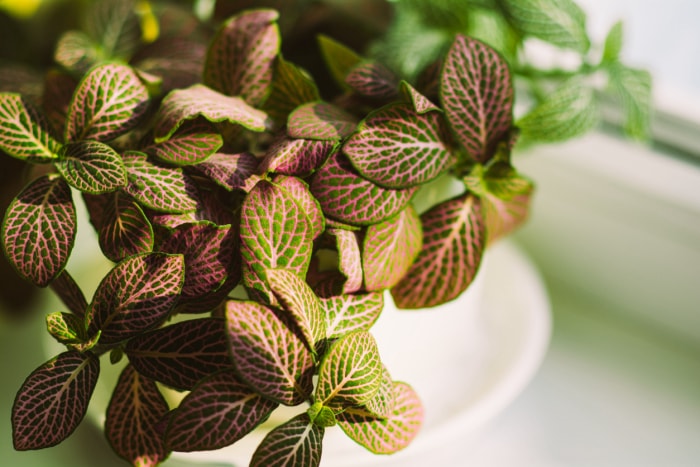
[310,152,417,226]
[85,253,185,345]
[315,331,382,408]
[362,366,395,419]
[153,84,269,142]
[266,56,320,122]
[400,80,440,114]
[125,318,232,391]
[225,300,315,405]
[344,102,453,189]
[54,31,101,75]
[2,175,75,287]
[287,102,357,141]
[105,365,170,467]
[46,311,85,346]
[56,140,127,194]
[250,414,324,467]
[240,180,313,303]
[204,9,280,106]
[0,93,61,162]
[320,292,384,340]
[345,61,400,100]
[391,193,485,308]
[65,63,149,143]
[93,191,154,262]
[191,152,260,192]
[440,35,513,163]
[12,351,99,450]
[123,151,198,213]
[482,188,533,244]
[49,270,88,318]
[258,135,334,176]
[338,381,423,454]
[143,122,222,166]
[363,205,422,291]
[274,175,325,240]
[328,228,363,294]
[166,370,278,452]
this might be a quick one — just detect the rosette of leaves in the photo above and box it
[1,4,550,467]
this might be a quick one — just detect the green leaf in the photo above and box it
[517,79,599,142]
[65,63,149,143]
[274,175,325,240]
[320,292,384,340]
[54,31,102,75]
[287,101,357,141]
[0,93,61,162]
[338,381,423,454]
[318,34,362,91]
[361,366,395,419]
[602,21,624,64]
[315,331,382,408]
[250,414,324,467]
[400,81,440,115]
[84,0,142,60]
[609,63,653,140]
[2,175,76,287]
[266,56,320,122]
[328,228,363,294]
[46,312,85,346]
[56,140,127,194]
[143,122,223,166]
[307,402,337,428]
[497,0,590,53]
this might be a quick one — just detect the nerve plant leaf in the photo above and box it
[55,140,127,194]
[143,122,223,166]
[315,331,382,408]
[123,151,198,213]
[287,102,358,141]
[391,193,485,308]
[46,311,85,346]
[318,34,362,92]
[65,63,149,143]
[274,175,325,240]
[440,35,513,163]
[361,366,395,419]
[310,152,418,226]
[345,61,400,100]
[343,103,453,189]
[54,31,101,75]
[50,270,88,318]
[258,135,335,177]
[0,93,61,162]
[225,300,315,405]
[250,414,324,467]
[2,175,76,287]
[266,56,320,122]
[320,292,384,340]
[328,228,363,294]
[240,180,313,303]
[105,365,170,467]
[86,253,185,345]
[204,9,280,106]
[400,81,440,115]
[125,318,232,391]
[166,370,278,452]
[608,63,652,140]
[191,152,260,192]
[362,205,422,291]
[481,189,533,244]
[337,381,423,454]
[12,350,99,450]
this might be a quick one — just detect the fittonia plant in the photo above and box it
[0,1,649,466]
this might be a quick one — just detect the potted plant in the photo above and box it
[0,0,650,466]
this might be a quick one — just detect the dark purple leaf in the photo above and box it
[42,69,77,136]
[166,370,278,451]
[250,414,324,467]
[125,318,232,390]
[50,270,88,318]
[95,191,154,262]
[345,61,400,100]
[86,253,185,345]
[132,37,206,93]
[191,152,260,192]
[56,140,127,194]
[287,102,357,141]
[258,135,334,177]
[12,351,99,450]
[1,175,75,287]
[0,93,61,162]
[105,365,170,467]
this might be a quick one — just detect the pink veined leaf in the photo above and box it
[45,311,85,347]
[361,365,395,419]
[204,9,280,106]
[250,414,324,467]
[1,174,76,287]
[273,175,325,240]
[265,56,320,122]
[337,381,423,454]
[482,188,534,244]
[125,318,233,391]
[123,151,198,213]
[0,93,61,162]
[267,268,326,351]
[148,185,238,230]
[143,121,223,166]
[391,193,485,309]
[93,191,154,262]
[320,292,384,340]
[158,221,237,301]
[225,300,315,405]
[65,63,149,143]
[362,205,423,291]
[315,331,382,408]
[153,84,269,142]
[240,180,313,304]
[42,69,78,136]
[310,151,417,226]
[258,134,335,176]
[287,101,358,141]
[53,30,100,75]
[85,253,185,345]
[328,228,363,294]
[12,350,99,450]
[345,61,400,100]
[191,152,260,192]
[132,37,206,93]
[400,81,441,114]
[49,270,88,318]
[343,102,453,189]
[105,365,170,467]
[166,370,279,452]
[55,140,127,194]
[440,35,513,163]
